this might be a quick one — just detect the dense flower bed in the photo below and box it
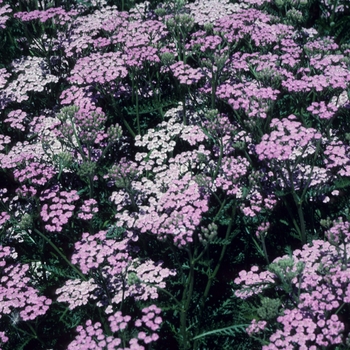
[0,0,350,348]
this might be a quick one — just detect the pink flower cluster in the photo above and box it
[112,115,211,247]
[256,114,322,161]
[170,61,204,85]
[13,161,56,187]
[0,1,11,29]
[14,7,77,25]
[0,134,11,152]
[0,245,52,327]
[40,187,79,232]
[71,230,131,275]
[68,305,162,350]
[68,52,128,86]
[187,32,224,53]
[4,109,27,131]
[56,278,98,310]
[234,265,275,299]
[255,222,270,238]
[129,173,209,247]
[57,230,175,311]
[216,80,280,119]
[307,101,338,119]
[215,156,249,196]
[325,217,350,244]
[67,319,122,350]
[324,140,350,176]
[78,199,99,220]
[0,212,10,230]
[235,239,350,348]
[135,304,162,335]
[246,319,267,336]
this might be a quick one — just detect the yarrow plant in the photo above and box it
[234,235,350,348]
[0,0,350,349]
[0,245,52,346]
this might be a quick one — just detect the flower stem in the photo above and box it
[34,229,86,280]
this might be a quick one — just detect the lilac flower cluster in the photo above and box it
[1,0,350,348]
[0,212,10,230]
[40,187,79,232]
[14,6,77,25]
[325,217,350,245]
[78,199,98,220]
[0,0,11,29]
[68,52,128,86]
[307,101,338,119]
[59,85,97,108]
[255,222,270,239]
[170,61,204,85]
[324,140,350,177]
[4,56,59,103]
[56,279,98,310]
[67,319,122,350]
[4,109,27,131]
[0,245,52,331]
[0,134,10,152]
[215,156,249,196]
[255,115,322,161]
[115,164,210,247]
[13,161,56,187]
[62,6,128,57]
[57,230,175,312]
[282,64,350,93]
[216,80,280,119]
[235,239,350,348]
[234,265,275,299]
[246,319,267,336]
[70,230,130,275]
[185,0,243,25]
[67,305,161,350]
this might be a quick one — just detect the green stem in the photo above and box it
[193,205,237,349]
[148,283,182,308]
[335,301,346,315]
[212,138,223,180]
[34,229,86,280]
[261,234,269,264]
[296,201,306,244]
[180,249,195,350]
[182,93,187,126]
[131,72,140,135]
[136,83,140,135]
[109,88,136,138]
[211,69,216,109]
[68,114,86,163]
[12,323,43,345]
[281,197,303,240]
[343,242,347,271]
[330,0,339,23]
[121,116,136,138]
[88,174,94,198]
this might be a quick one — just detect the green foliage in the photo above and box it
[192,324,248,340]
[332,15,350,45]
[268,257,304,296]
[257,297,281,320]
